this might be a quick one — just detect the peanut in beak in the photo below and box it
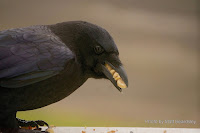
[105,64,127,89]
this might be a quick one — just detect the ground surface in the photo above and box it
[41,127,200,133]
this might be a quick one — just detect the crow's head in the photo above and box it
[74,21,128,92]
[50,21,128,92]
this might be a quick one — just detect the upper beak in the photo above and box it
[101,61,128,92]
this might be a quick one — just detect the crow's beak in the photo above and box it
[101,61,128,92]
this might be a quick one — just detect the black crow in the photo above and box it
[0,21,128,132]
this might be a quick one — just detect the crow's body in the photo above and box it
[0,21,128,131]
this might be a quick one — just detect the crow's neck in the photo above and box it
[48,22,86,70]
[48,22,80,53]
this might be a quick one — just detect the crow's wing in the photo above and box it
[0,26,75,88]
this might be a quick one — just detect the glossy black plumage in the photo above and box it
[0,21,128,130]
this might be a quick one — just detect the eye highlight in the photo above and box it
[94,45,104,54]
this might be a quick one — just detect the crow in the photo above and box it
[0,21,128,132]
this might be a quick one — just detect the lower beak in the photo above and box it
[101,62,128,92]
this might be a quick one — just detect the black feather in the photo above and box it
[0,21,126,129]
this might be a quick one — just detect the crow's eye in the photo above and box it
[94,45,104,54]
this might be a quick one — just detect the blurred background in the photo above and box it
[0,0,199,128]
